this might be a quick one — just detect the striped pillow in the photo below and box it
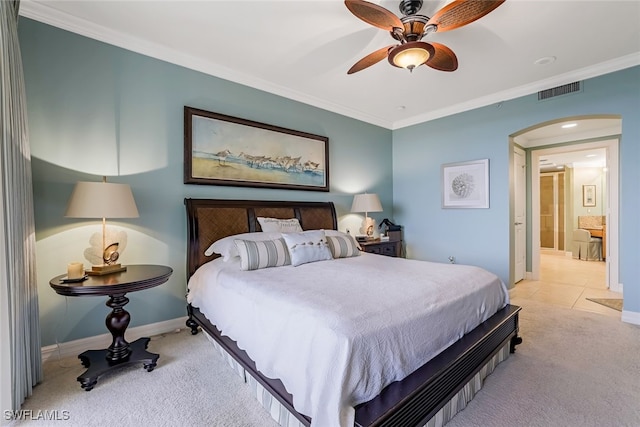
[326,234,361,258]
[234,238,291,271]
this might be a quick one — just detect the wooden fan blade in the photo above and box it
[345,0,403,31]
[347,45,394,74]
[425,42,458,71]
[427,0,505,33]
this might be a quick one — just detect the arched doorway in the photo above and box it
[510,115,621,294]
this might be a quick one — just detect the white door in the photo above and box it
[514,147,526,282]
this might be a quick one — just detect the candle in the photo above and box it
[67,262,84,280]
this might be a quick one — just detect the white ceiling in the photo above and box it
[19,0,640,130]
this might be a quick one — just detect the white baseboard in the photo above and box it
[621,310,640,326]
[41,316,188,363]
[610,282,623,293]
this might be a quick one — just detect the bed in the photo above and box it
[184,198,522,427]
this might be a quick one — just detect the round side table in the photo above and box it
[50,264,173,391]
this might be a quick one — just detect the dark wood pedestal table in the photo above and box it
[49,264,173,391]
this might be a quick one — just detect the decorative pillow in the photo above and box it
[234,238,291,271]
[326,234,361,259]
[281,230,333,267]
[205,232,283,261]
[324,229,362,250]
[257,217,303,233]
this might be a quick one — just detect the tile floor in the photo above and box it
[510,250,623,319]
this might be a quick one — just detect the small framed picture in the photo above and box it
[442,159,489,209]
[583,185,596,207]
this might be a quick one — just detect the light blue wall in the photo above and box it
[19,19,392,346]
[393,67,640,314]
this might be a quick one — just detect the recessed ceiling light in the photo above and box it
[561,123,577,129]
[586,154,597,158]
[534,56,556,65]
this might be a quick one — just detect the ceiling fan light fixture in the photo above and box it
[345,0,504,75]
[388,41,434,71]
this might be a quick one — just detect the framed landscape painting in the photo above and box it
[184,107,329,192]
[442,159,489,208]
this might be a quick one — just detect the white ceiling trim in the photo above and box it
[19,0,640,131]
[19,0,392,128]
[393,54,640,130]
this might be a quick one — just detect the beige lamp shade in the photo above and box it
[65,181,139,219]
[351,193,382,214]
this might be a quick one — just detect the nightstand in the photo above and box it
[49,264,173,391]
[360,239,402,257]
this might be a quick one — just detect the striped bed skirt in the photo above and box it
[204,332,510,427]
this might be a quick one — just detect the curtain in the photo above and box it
[0,0,43,411]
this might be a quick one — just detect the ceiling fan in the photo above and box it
[345,0,505,74]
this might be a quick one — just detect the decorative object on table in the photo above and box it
[582,184,596,207]
[344,0,505,74]
[442,159,489,209]
[67,262,84,280]
[65,177,139,275]
[378,218,401,235]
[85,229,128,267]
[184,106,329,192]
[351,193,383,238]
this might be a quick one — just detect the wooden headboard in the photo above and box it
[184,198,337,279]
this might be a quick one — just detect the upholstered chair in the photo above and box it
[571,229,602,261]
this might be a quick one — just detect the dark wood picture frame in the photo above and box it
[184,107,329,192]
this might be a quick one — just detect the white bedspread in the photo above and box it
[187,253,509,427]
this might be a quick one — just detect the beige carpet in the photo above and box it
[14,330,279,427]
[586,298,623,312]
[14,299,640,427]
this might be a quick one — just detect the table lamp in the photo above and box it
[351,193,382,239]
[65,177,139,275]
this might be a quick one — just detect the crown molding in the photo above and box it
[392,53,640,130]
[18,0,393,129]
[18,1,639,131]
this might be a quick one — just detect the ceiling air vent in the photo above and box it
[538,81,582,101]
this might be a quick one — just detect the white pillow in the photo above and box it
[204,232,283,261]
[326,234,361,258]
[234,238,291,271]
[257,217,303,233]
[281,230,333,267]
